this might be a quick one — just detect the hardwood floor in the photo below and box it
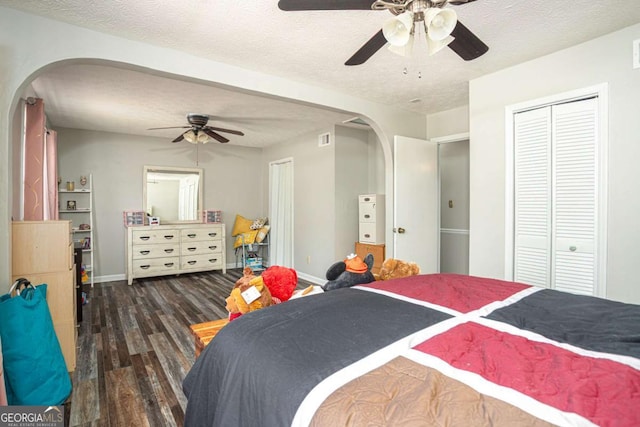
[68,269,312,426]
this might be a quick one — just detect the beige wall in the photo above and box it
[262,125,383,281]
[469,23,640,304]
[56,127,263,280]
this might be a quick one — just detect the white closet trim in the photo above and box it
[504,83,608,297]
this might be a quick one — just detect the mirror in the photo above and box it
[143,165,203,224]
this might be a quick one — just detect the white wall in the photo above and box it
[57,127,263,280]
[469,23,640,304]
[0,6,427,287]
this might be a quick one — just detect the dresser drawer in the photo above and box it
[359,223,379,243]
[133,257,179,274]
[181,226,223,242]
[359,202,378,223]
[132,229,179,245]
[132,243,179,260]
[181,254,224,270]
[181,240,223,256]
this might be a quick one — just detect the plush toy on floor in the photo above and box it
[378,258,421,281]
[225,277,273,321]
[323,253,375,291]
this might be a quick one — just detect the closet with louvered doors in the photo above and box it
[513,96,605,296]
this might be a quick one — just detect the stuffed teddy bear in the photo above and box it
[225,276,273,321]
[323,253,375,291]
[234,266,256,289]
[378,258,421,281]
[260,265,298,303]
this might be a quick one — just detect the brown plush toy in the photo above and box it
[234,266,256,289]
[378,258,421,281]
[225,276,273,321]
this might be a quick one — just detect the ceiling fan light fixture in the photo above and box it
[183,130,197,143]
[196,130,209,143]
[426,33,455,56]
[388,32,415,57]
[424,7,457,41]
[382,11,414,46]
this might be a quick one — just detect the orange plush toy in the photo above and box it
[234,266,256,289]
[225,277,273,321]
[378,258,420,281]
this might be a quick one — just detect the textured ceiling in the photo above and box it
[3,0,640,147]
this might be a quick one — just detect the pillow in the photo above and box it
[250,217,268,230]
[234,230,259,249]
[232,214,254,237]
[256,225,270,243]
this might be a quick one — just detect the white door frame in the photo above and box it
[432,132,470,273]
[504,83,608,296]
[269,157,294,268]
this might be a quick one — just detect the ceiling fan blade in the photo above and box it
[448,0,478,5]
[448,21,488,61]
[203,128,229,143]
[172,133,185,143]
[148,126,190,130]
[206,126,244,136]
[345,29,387,66]
[278,0,373,11]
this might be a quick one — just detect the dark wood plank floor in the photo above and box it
[68,269,312,426]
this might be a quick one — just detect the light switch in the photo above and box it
[448,200,454,208]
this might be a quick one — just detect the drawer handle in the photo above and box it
[364,234,371,238]
[140,250,150,255]
[140,236,150,241]
[569,246,577,252]
[164,235,174,240]
[188,260,197,265]
[187,233,197,238]
[209,258,218,263]
[164,249,174,253]
[164,262,174,267]
[187,247,197,251]
[364,214,371,219]
[209,246,217,250]
[364,197,370,201]
[208,232,217,237]
[140,265,150,270]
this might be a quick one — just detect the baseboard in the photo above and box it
[296,272,324,286]
[93,274,125,284]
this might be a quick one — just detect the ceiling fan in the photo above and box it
[278,0,488,65]
[148,113,245,144]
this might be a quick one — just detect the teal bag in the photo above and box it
[0,278,72,405]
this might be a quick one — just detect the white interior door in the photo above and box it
[269,158,294,267]
[394,135,438,273]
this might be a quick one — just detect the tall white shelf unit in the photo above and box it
[58,174,95,287]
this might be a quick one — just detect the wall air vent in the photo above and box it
[318,132,331,147]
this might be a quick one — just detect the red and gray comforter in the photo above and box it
[182,274,640,426]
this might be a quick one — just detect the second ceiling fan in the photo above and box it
[148,113,244,144]
[278,0,488,65]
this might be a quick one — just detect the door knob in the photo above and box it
[397,227,406,234]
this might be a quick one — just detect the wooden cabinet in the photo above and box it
[359,194,385,244]
[126,223,226,285]
[11,221,77,371]
[355,242,385,276]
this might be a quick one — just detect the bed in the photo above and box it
[182,274,640,426]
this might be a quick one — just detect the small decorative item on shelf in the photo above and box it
[66,181,75,191]
[58,176,62,188]
[66,200,76,210]
[79,176,87,189]
[79,223,91,230]
[149,216,160,226]
[123,211,145,227]
[203,210,222,223]
[82,237,91,250]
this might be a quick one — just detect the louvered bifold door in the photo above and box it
[551,98,598,295]
[514,107,552,288]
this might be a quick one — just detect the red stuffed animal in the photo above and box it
[260,265,298,304]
